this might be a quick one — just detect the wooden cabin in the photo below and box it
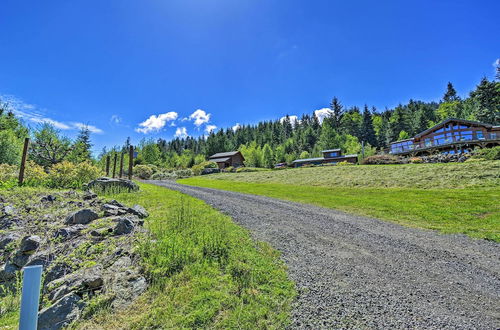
[208,151,245,169]
[292,149,358,167]
[389,118,500,156]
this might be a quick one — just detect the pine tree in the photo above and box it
[443,82,460,102]
[360,105,377,146]
[470,78,500,124]
[68,126,92,163]
[329,97,344,130]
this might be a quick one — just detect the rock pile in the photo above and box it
[0,191,149,329]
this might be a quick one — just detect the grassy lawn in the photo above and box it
[79,182,295,329]
[179,161,500,242]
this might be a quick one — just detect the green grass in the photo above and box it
[179,162,500,241]
[78,182,295,329]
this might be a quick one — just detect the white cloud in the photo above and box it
[136,112,178,133]
[280,115,299,126]
[205,125,217,133]
[174,127,188,138]
[314,108,333,124]
[232,123,241,131]
[2,94,104,133]
[73,123,104,134]
[189,109,211,127]
[110,115,122,124]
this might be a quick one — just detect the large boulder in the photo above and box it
[0,262,19,282]
[38,293,85,330]
[86,177,139,193]
[65,209,99,225]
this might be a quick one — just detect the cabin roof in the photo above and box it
[209,157,231,163]
[209,151,241,158]
[414,118,494,139]
[322,148,341,153]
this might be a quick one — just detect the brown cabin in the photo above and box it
[292,149,358,167]
[389,118,500,156]
[208,151,245,169]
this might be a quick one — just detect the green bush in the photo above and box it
[361,154,404,165]
[47,161,102,189]
[174,169,193,178]
[472,146,500,160]
[151,172,177,180]
[336,161,353,166]
[134,165,154,179]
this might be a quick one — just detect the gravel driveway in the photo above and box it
[148,180,500,329]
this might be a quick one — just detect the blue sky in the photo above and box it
[0,0,498,154]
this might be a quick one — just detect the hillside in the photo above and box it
[179,161,500,241]
[192,161,500,189]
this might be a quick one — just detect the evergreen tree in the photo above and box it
[443,82,460,102]
[360,105,377,146]
[262,144,274,168]
[469,78,500,124]
[68,126,92,163]
[318,117,341,150]
[329,97,344,130]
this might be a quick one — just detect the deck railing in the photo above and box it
[390,132,499,154]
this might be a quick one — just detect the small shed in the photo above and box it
[208,151,245,169]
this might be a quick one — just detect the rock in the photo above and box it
[54,225,85,240]
[113,218,135,235]
[45,262,73,283]
[0,233,19,250]
[65,209,99,225]
[201,168,220,175]
[3,205,16,217]
[37,293,85,330]
[41,195,57,203]
[82,274,104,290]
[90,228,113,237]
[25,251,54,269]
[19,235,41,254]
[48,284,70,302]
[128,205,149,219]
[86,177,139,193]
[106,256,148,308]
[82,191,97,200]
[102,203,125,217]
[11,252,30,268]
[108,200,125,208]
[0,262,19,281]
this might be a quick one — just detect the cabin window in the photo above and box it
[459,124,469,129]
[326,152,339,157]
[491,133,497,139]
[460,131,473,140]
[436,128,445,133]
[476,131,484,139]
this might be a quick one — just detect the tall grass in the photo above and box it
[77,183,295,329]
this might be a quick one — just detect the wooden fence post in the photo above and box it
[119,153,124,178]
[105,155,110,176]
[112,153,117,178]
[18,137,30,186]
[128,146,133,180]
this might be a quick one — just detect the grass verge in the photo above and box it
[78,182,295,329]
[179,173,500,242]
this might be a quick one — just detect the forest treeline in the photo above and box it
[1,75,499,170]
[129,77,500,168]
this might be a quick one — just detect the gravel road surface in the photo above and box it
[148,180,500,329]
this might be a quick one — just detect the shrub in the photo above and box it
[192,161,217,176]
[409,157,423,164]
[23,161,48,186]
[134,165,154,179]
[336,161,353,166]
[224,166,234,172]
[151,172,177,180]
[48,161,102,189]
[174,169,193,178]
[361,154,403,165]
[0,164,17,187]
[472,146,500,161]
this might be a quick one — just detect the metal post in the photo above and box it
[18,138,30,186]
[19,265,43,330]
[105,155,110,177]
[119,153,124,178]
[128,146,133,180]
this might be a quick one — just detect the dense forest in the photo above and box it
[127,76,500,168]
[1,74,499,170]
